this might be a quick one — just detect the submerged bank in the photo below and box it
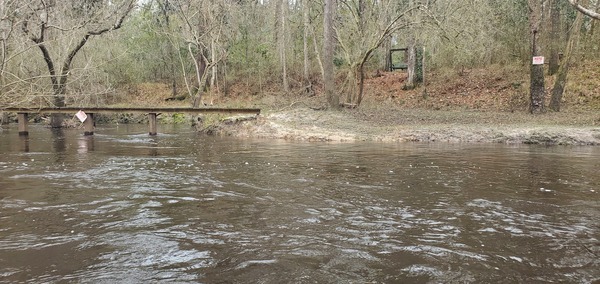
[202,108,600,145]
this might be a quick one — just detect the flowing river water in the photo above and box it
[0,124,598,283]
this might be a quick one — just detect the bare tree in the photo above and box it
[548,0,561,75]
[405,36,418,90]
[156,0,180,98]
[21,0,135,127]
[336,0,415,107]
[0,0,30,107]
[550,0,586,111]
[323,0,337,109]
[0,0,13,104]
[0,0,12,78]
[404,0,419,90]
[302,0,312,94]
[279,0,289,93]
[528,0,545,114]
[175,0,229,108]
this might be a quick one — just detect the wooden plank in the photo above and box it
[3,107,261,115]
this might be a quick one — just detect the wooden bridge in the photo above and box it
[3,107,261,136]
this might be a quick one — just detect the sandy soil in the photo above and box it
[197,63,600,145]
[205,107,600,145]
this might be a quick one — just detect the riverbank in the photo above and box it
[202,107,600,145]
[194,62,599,145]
[4,64,598,145]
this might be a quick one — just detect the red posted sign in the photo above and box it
[532,56,545,65]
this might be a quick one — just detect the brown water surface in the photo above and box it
[0,124,598,283]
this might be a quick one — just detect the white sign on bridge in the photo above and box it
[75,110,87,122]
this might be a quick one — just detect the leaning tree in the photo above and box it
[549,6,585,112]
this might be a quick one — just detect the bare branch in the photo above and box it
[60,0,135,89]
[567,0,600,20]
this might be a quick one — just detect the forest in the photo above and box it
[0,0,599,118]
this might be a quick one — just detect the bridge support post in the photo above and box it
[83,113,95,136]
[1,112,8,125]
[17,113,28,136]
[148,113,157,136]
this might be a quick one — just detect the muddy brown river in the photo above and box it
[0,124,599,283]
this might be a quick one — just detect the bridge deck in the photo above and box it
[3,107,261,115]
[3,107,261,136]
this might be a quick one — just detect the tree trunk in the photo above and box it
[529,0,545,114]
[548,0,560,76]
[161,2,177,98]
[311,23,325,81]
[352,0,366,106]
[0,0,7,101]
[405,38,416,90]
[549,6,584,111]
[356,62,366,106]
[404,0,418,90]
[415,46,423,84]
[211,38,217,92]
[589,10,597,51]
[383,36,392,71]
[0,0,6,77]
[280,0,288,93]
[50,35,85,128]
[302,0,313,96]
[50,87,66,128]
[345,67,356,104]
[529,33,545,113]
[302,0,310,80]
[323,0,338,109]
[191,45,207,108]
